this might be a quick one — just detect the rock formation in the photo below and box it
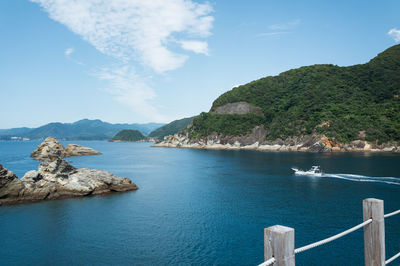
[153,130,400,153]
[0,138,137,206]
[30,137,101,161]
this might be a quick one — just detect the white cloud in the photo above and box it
[95,65,167,122]
[31,0,214,122]
[64,47,74,56]
[388,28,400,42]
[31,0,213,73]
[180,40,209,55]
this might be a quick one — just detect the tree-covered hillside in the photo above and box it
[149,116,195,140]
[189,45,400,143]
[111,130,147,142]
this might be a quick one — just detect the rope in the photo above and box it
[386,251,400,265]
[384,209,400,219]
[258,257,276,266]
[294,219,372,254]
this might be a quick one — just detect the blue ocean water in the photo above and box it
[0,141,399,265]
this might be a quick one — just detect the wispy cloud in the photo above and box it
[95,65,167,122]
[64,47,74,57]
[268,19,301,31]
[30,0,214,122]
[257,31,289,37]
[258,19,300,37]
[388,28,400,42]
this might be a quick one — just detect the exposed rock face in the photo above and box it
[153,130,400,153]
[30,137,66,161]
[30,137,101,161]
[0,159,138,206]
[212,102,262,115]
[64,144,102,157]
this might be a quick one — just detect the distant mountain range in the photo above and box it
[0,119,164,140]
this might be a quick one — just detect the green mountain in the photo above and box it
[149,116,195,140]
[0,119,164,140]
[188,45,400,144]
[111,130,147,142]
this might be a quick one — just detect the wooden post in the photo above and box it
[264,225,295,266]
[363,198,385,266]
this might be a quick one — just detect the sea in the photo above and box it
[0,141,399,265]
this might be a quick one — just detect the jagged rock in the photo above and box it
[0,164,18,187]
[0,164,23,199]
[64,144,102,157]
[0,159,137,206]
[30,137,66,161]
[30,137,102,161]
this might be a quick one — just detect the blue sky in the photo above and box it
[1,0,399,128]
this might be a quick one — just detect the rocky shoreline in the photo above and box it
[153,131,400,153]
[0,137,137,206]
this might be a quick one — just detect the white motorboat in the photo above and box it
[291,166,323,177]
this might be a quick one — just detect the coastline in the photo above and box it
[152,133,400,153]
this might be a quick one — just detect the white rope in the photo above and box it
[386,251,400,264]
[384,209,400,219]
[294,219,372,254]
[258,257,276,266]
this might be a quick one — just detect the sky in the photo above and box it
[1,0,399,128]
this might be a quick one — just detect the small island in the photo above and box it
[110,129,149,142]
[0,137,138,206]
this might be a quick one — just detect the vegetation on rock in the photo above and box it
[149,116,195,140]
[189,45,400,144]
[112,130,147,142]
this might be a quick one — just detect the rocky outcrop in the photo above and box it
[153,130,400,153]
[0,158,137,206]
[30,137,101,161]
[64,144,102,157]
[212,102,262,115]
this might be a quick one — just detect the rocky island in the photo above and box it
[30,136,102,161]
[0,138,137,206]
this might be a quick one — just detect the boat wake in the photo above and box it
[322,173,400,186]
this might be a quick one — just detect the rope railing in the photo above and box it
[294,218,372,254]
[258,257,276,266]
[384,209,400,219]
[386,251,400,265]
[384,208,400,265]
[259,199,400,266]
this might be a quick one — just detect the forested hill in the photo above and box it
[149,116,195,140]
[111,130,147,142]
[189,44,400,143]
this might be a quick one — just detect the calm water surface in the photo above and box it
[0,141,399,265]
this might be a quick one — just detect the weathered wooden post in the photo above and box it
[264,225,295,266]
[363,198,385,266]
